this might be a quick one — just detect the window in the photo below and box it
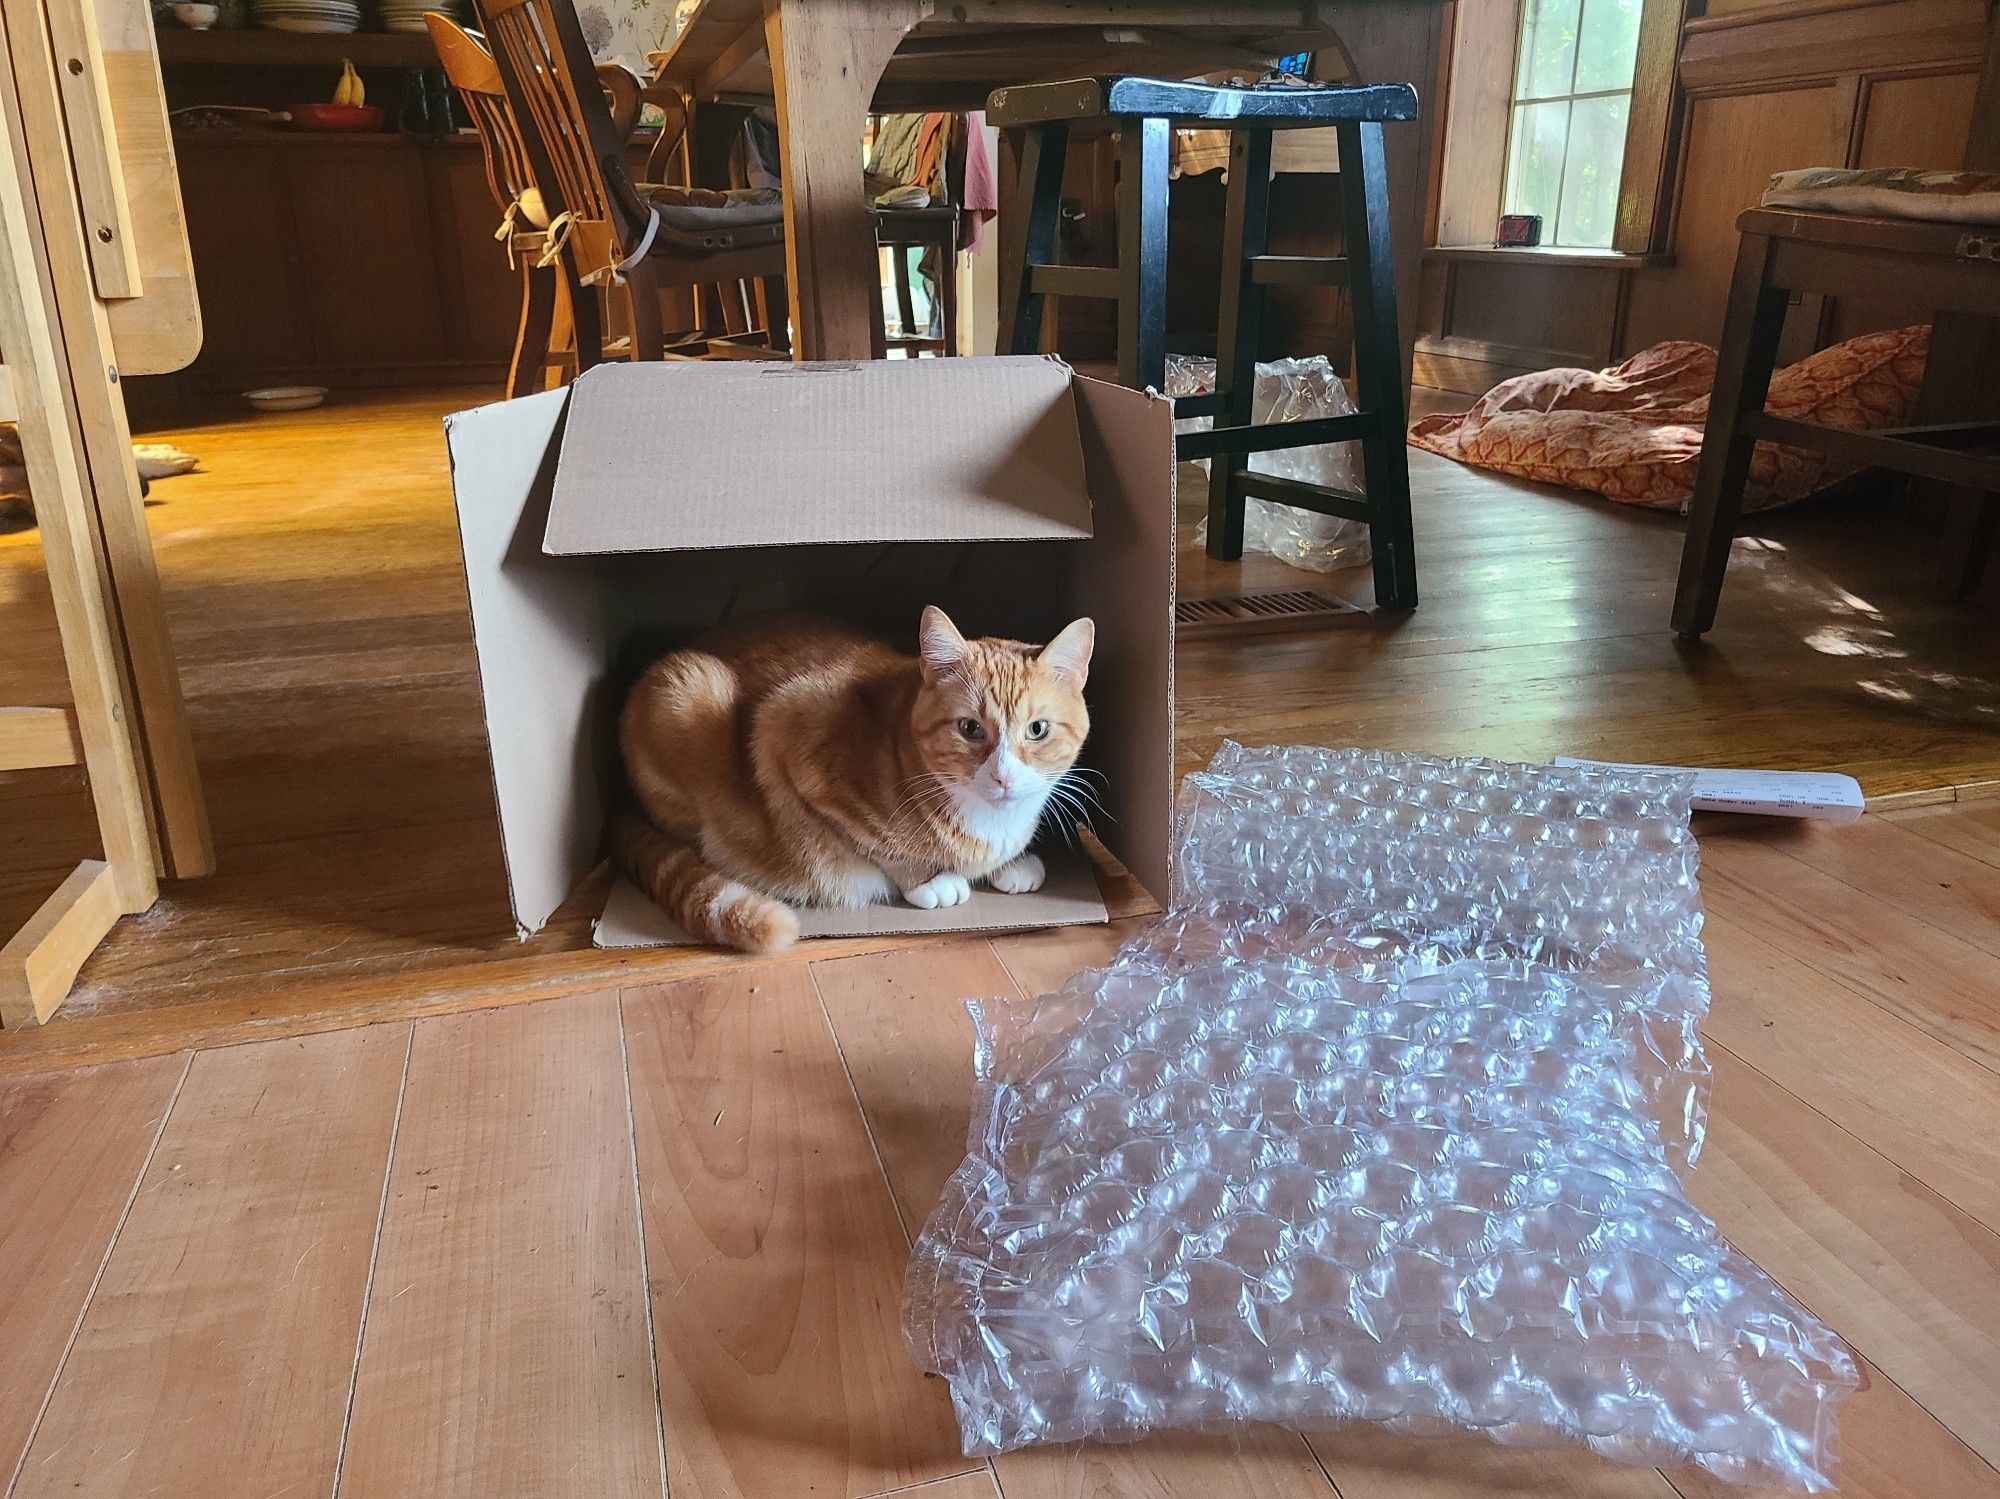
[1502,0,1645,248]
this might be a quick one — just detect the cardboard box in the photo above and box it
[443,355,1176,949]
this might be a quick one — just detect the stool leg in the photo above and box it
[998,123,1067,355]
[1339,119,1418,612]
[1117,116,1171,392]
[1672,231,1787,638]
[1207,128,1274,562]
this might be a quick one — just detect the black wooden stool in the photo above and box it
[988,76,1422,610]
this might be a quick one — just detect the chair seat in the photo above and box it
[986,76,1419,130]
[1759,167,2000,228]
[1739,205,2000,259]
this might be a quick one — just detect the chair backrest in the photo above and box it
[424,14,536,220]
[471,0,647,279]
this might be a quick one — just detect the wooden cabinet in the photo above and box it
[166,131,521,392]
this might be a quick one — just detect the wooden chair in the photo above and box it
[472,0,788,364]
[426,13,575,395]
[875,203,959,356]
[1672,207,2000,636]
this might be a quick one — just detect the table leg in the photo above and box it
[764,0,919,360]
[1317,0,1449,382]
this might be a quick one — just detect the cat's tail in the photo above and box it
[609,810,800,955]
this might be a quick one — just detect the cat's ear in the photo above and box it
[919,605,969,682]
[1038,617,1095,689]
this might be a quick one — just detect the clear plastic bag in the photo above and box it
[1168,355,1372,572]
[906,744,1858,1489]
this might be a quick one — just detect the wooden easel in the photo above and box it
[0,0,208,1026]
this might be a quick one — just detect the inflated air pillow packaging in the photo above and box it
[906,744,1858,1490]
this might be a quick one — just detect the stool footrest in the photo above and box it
[1248,255,1348,287]
[1027,263,1120,300]
[1237,471,1372,522]
[1172,390,1229,418]
[1177,411,1379,461]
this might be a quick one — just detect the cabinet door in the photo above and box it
[175,141,313,374]
[430,139,522,365]
[290,139,449,367]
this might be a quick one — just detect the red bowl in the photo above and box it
[287,103,385,132]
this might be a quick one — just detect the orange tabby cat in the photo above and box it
[613,606,1094,953]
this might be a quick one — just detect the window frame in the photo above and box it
[1432,0,1687,257]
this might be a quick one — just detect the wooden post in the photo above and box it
[1,0,213,877]
[0,0,208,1024]
[763,0,918,360]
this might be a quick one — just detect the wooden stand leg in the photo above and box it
[0,861,121,1028]
[998,122,1067,356]
[2,0,210,876]
[1115,117,1170,393]
[763,0,918,360]
[1207,129,1273,563]
[1672,231,1788,638]
[0,28,159,1024]
[1340,119,1419,612]
[507,260,556,399]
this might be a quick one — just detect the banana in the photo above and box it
[332,60,363,107]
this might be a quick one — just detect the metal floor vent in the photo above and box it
[1174,588,1365,639]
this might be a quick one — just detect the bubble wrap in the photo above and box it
[905,745,1858,1489]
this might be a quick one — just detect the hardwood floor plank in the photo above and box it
[985,920,1136,1000]
[863,1474,998,1499]
[622,965,969,1499]
[1757,815,2000,960]
[1695,834,2000,1071]
[1690,1047,2000,1465]
[0,1054,184,1488]
[1663,1356,2000,1499]
[1887,801,2000,872]
[1701,912,2000,1230]
[811,940,1342,1498]
[11,1026,408,1499]
[1304,1426,1674,1497]
[335,994,664,1499]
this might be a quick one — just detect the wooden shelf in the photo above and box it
[154,26,437,68]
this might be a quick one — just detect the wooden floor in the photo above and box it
[0,388,1996,1494]
[0,382,1993,1071]
[2,799,1998,1498]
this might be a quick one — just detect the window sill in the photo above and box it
[1425,244,1676,270]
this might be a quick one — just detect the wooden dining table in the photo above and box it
[648,0,1448,363]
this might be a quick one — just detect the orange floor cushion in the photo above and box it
[1409,324,1930,512]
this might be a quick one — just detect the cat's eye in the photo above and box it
[1025,719,1051,741]
[956,717,983,740]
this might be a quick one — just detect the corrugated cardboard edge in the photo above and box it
[592,841,1108,948]
[442,386,607,939]
[1070,373,1178,908]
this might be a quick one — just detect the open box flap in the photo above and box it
[543,356,1094,555]
[444,387,609,938]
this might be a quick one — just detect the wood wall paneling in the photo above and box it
[1621,84,1847,356]
[1418,0,1994,392]
[174,142,314,375]
[1831,67,1984,338]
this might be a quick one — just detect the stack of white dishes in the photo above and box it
[253,0,359,31]
[382,0,463,32]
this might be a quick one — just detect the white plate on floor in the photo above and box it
[244,385,328,412]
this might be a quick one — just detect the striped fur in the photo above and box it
[615,608,1092,952]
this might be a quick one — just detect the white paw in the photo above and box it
[903,872,973,909]
[989,852,1046,894]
